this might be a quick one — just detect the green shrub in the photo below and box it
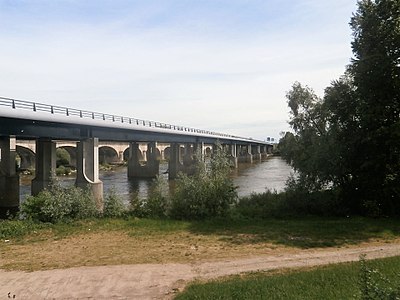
[146,176,170,218]
[129,176,169,218]
[358,255,400,300]
[236,178,346,219]
[55,165,72,176]
[103,187,126,218]
[56,148,70,167]
[20,181,98,223]
[170,143,237,220]
[0,220,45,239]
[236,190,284,218]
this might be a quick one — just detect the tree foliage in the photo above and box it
[279,0,400,216]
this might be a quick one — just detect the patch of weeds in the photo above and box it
[0,220,48,240]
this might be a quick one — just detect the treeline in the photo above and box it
[279,0,400,216]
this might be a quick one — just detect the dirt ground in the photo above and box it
[1,242,400,300]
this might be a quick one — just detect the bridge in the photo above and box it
[0,96,273,214]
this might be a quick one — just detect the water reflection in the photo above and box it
[20,156,293,202]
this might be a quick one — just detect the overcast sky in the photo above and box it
[0,0,358,141]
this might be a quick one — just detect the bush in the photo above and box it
[129,176,169,218]
[170,143,237,220]
[103,187,126,218]
[236,176,347,219]
[56,166,72,176]
[146,176,170,218]
[236,190,285,218]
[0,220,45,239]
[20,181,98,223]
[358,255,400,300]
[56,148,70,167]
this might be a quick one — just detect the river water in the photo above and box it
[20,156,293,202]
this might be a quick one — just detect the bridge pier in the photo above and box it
[75,138,103,211]
[182,143,194,167]
[238,144,253,163]
[193,142,205,162]
[261,145,269,159]
[168,143,199,179]
[128,142,159,178]
[0,136,19,216]
[229,144,238,168]
[168,143,184,180]
[31,139,56,195]
[253,145,262,162]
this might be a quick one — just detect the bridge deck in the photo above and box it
[0,97,269,145]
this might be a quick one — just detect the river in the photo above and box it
[20,156,293,202]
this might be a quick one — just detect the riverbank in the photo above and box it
[1,216,400,271]
[1,241,400,299]
[2,216,400,298]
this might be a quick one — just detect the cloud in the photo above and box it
[0,0,358,140]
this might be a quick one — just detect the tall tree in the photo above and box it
[280,0,400,215]
[349,0,400,214]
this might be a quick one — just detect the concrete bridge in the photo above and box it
[0,96,273,214]
[15,140,173,168]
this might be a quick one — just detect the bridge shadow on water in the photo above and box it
[186,217,400,249]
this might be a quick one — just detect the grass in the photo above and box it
[188,216,400,248]
[0,216,400,271]
[175,255,400,300]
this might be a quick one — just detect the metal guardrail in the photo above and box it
[0,96,261,142]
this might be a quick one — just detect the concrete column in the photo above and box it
[261,145,269,159]
[236,144,241,159]
[31,139,56,196]
[146,142,160,174]
[168,143,182,180]
[160,150,165,161]
[118,151,124,163]
[183,143,193,166]
[238,144,253,164]
[229,143,238,168]
[127,142,141,178]
[0,136,19,216]
[248,144,254,163]
[75,138,103,210]
[254,145,262,161]
[193,142,205,161]
[237,144,251,163]
[128,142,159,178]
[211,143,218,156]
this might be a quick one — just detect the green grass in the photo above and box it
[0,217,191,241]
[188,216,400,248]
[1,216,400,248]
[175,256,400,300]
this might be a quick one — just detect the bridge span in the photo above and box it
[15,140,172,168]
[0,97,273,214]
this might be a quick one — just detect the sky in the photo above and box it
[0,0,358,141]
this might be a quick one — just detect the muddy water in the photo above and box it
[20,156,293,202]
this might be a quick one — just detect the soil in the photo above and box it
[1,242,400,300]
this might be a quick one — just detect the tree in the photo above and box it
[280,0,400,215]
[346,0,400,214]
[280,83,334,190]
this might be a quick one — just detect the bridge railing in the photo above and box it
[0,96,264,143]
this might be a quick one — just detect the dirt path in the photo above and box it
[1,243,400,300]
